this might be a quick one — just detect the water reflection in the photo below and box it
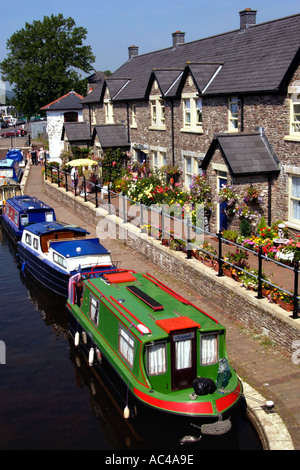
[0,226,262,450]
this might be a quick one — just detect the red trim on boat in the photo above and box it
[133,388,214,415]
[155,316,200,333]
[104,272,137,284]
[216,382,241,412]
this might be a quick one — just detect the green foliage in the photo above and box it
[102,148,127,186]
[240,218,252,237]
[0,14,95,117]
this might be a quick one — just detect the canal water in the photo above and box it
[0,226,262,451]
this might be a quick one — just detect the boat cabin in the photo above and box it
[68,270,241,420]
[0,178,22,212]
[0,159,22,182]
[21,221,113,274]
[2,195,56,239]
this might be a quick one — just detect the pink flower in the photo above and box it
[112,161,116,166]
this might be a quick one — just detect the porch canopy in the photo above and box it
[91,124,130,149]
[201,132,280,176]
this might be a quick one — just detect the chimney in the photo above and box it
[172,31,185,47]
[239,8,257,29]
[128,45,138,60]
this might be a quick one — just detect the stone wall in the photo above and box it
[45,180,300,356]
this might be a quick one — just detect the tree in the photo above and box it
[0,14,95,117]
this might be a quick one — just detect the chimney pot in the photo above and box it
[172,31,185,47]
[239,8,257,29]
[128,45,138,60]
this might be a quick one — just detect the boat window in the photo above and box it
[200,333,218,365]
[89,295,99,325]
[20,214,29,226]
[175,339,192,370]
[118,325,135,367]
[45,212,54,222]
[53,252,67,268]
[14,213,18,225]
[33,238,39,250]
[146,341,167,375]
[25,233,31,246]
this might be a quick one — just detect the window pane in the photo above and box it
[119,327,134,367]
[147,342,166,375]
[175,339,192,369]
[201,333,218,365]
[292,176,300,198]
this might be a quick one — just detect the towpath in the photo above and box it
[23,163,300,450]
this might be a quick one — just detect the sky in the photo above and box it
[0,0,299,86]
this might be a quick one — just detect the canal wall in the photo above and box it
[44,180,300,357]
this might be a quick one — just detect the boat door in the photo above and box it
[170,328,197,390]
[218,176,228,231]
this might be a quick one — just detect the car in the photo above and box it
[0,121,8,129]
[1,129,27,138]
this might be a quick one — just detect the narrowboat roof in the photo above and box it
[0,159,17,168]
[50,237,110,257]
[85,271,222,339]
[24,221,89,236]
[6,195,54,212]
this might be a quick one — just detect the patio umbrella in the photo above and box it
[67,158,98,166]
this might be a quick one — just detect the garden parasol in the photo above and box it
[67,158,98,166]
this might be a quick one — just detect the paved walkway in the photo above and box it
[24,164,300,450]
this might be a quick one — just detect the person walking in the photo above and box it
[70,166,79,195]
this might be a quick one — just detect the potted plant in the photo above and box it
[161,165,182,185]
[243,185,262,205]
[218,184,238,216]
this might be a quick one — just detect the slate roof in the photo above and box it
[109,13,300,101]
[61,122,91,142]
[91,124,129,148]
[82,83,105,104]
[201,133,280,176]
[41,91,83,111]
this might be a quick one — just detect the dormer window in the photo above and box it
[104,89,114,124]
[228,97,238,131]
[149,96,166,130]
[291,95,300,135]
[181,94,203,133]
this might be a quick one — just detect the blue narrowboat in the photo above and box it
[0,158,23,182]
[18,221,116,297]
[1,195,56,241]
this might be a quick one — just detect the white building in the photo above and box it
[41,91,84,163]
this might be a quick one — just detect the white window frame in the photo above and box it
[200,333,218,366]
[149,96,166,130]
[53,252,67,269]
[151,149,166,171]
[288,174,300,225]
[131,102,137,127]
[92,106,96,125]
[25,233,31,246]
[181,93,203,133]
[184,155,199,190]
[118,325,135,367]
[89,295,99,326]
[146,341,167,375]
[175,339,192,370]
[228,96,239,132]
[290,95,300,136]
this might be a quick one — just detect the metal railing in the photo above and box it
[45,163,299,319]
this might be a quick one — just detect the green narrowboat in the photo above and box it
[66,269,242,437]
